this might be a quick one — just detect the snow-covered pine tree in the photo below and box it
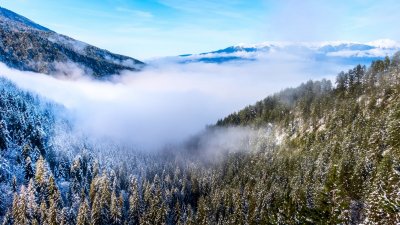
[26,179,39,222]
[39,200,47,224]
[48,175,63,210]
[110,189,122,225]
[91,194,102,225]
[35,156,49,203]
[99,175,111,224]
[24,156,34,183]
[76,199,90,225]
[128,177,140,225]
[14,186,28,225]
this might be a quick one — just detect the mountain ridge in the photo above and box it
[0,7,51,31]
[0,7,145,78]
[176,39,400,64]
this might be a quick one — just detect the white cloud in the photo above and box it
[0,49,353,151]
[115,7,153,19]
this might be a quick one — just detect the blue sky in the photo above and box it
[2,0,400,59]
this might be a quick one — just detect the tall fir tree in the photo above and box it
[48,175,63,209]
[47,199,58,225]
[91,194,102,225]
[110,190,122,225]
[26,179,39,222]
[99,176,111,224]
[35,156,49,203]
[24,156,34,183]
[39,200,47,225]
[76,199,90,225]
[128,177,140,225]
[13,186,28,225]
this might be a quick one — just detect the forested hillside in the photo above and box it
[215,53,400,224]
[0,7,144,78]
[1,53,400,224]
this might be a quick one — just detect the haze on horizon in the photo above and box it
[2,0,400,59]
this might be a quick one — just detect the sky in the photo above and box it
[2,0,400,59]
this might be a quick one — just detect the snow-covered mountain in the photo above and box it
[0,7,144,78]
[176,39,400,65]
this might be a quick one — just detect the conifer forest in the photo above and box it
[1,54,400,224]
[1,2,400,225]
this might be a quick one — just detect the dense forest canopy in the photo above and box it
[1,52,400,224]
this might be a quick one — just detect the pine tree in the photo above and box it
[365,156,400,224]
[0,119,9,150]
[99,176,111,224]
[128,177,140,225]
[25,156,34,182]
[26,179,39,222]
[12,175,17,192]
[22,144,31,160]
[47,199,58,225]
[110,190,122,225]
[118,195,124,224]
[234,191,246,224]
[142,180,152,212]
[185,205,196,225]
[174,201,181,225]
[91,195,102,225]
[388,101,400,153]
[77,199,90,225]
[336,72,348,93]
[11,193,19,224]
[152,176,167,225]
[196,196,209,224]
[140,176,166,225]
[13,186,28,225]
[35,155,49,202]
[32,218,40,225]
[20,186,29,224]
[89,176,99,206]
[39,200,48,225]
[48,175,63,209]
[59,208,69,225]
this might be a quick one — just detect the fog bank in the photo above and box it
[0,51,351,150]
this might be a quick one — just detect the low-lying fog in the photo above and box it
[0,51,352,150]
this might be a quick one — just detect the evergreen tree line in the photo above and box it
[1,53,400,224]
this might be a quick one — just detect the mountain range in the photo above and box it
[176,39,400,65]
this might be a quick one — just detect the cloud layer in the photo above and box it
[0,50,354,150]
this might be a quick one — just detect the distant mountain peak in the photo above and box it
[233,39,400,49]
[174,39,400,64]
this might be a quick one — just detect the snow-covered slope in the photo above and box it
[0,7,50,31]
[0,7,144,78]
[177,39,400,65]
